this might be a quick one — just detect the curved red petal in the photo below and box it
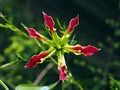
[72,45,100,56]
[59,65,67,81]
[43,12,55,32]
[67,15,79,34]
[24,51,50,68]
[27,28,42,39]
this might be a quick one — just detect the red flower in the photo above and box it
[70,45,100,56]
[59,65,67,82]
[43,12,55,32]
[26,28,42,39]
[24,51,51,68]
[23,12,100,82]
[67,15,79,34]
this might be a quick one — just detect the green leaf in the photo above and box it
[15,80,60,90]
[15,85,48,90]
[110,77,120,87]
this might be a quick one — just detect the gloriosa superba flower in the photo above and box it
[24,12,100,82]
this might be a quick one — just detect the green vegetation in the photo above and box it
[0,0,120,90]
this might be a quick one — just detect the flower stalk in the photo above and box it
[0,80,9,90]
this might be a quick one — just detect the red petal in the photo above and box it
[43,12,55,32]
[27,28,42,39]
[72,45,100,56]
[24,51,50,68]
[59,65,67,81]
[67,15,79,34]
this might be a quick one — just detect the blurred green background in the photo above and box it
[0,0,120,90]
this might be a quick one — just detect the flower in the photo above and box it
[43,12,56,32]
[67,45,100,56]
[26,28,42,39]
[24,50,53,68]
[24,12,100,82]
[66,15,79,35]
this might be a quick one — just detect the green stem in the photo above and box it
[52,32,61,49]
[0,13,12,24]
[0,14,28,38]
[72,78,84,90]
[0,60,19,69]
[56,18,63,30]
[62,82,65,90]
[0,80,9,90]
[50,57,58,65]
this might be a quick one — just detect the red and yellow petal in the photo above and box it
[70,45,100,56]
[57,53,67,81]
[26,28,42,39]
[43,12,55,32]
[24,51,51,68]
[67,15,79,34]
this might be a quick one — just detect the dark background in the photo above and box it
[0,0,120,90]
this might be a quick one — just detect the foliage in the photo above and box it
[0,0,120,90]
